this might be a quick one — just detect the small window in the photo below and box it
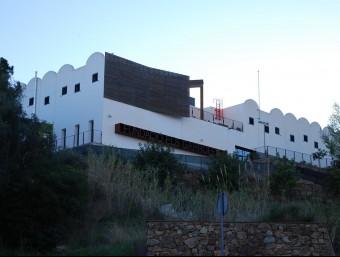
[75,83,80,93]
[29,97,34,106]
[249,117,254,125]
[62,86,67,95]
[275,127,280,135]
[304,135,308,142]
[314,141,319,149]
[290,134,295,142]
[264,125,269,133]
[92,73,98,82]
[44,96,50,105]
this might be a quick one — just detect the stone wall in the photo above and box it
[147,221,335,256]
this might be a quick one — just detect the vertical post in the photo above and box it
[34,71,38,115]
[219,193,224,256]
[200,85,204,120]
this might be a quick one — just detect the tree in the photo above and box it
[0,58,90,250]
[206,152,240,191]
[322,103,340,165]
[270,157,299,197]
[322,103,340,197]
[312,148,328,168]
[135,141,185,187]
[0,58,26,186]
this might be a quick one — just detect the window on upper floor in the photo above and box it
[275,127,280,135]
[92,73,98,83]
[75,83,80,93]
[44,96,50,105]
[314,141,319,149]
[264,125,269,133]
[62,86,67,95]
[29,97,34,106]
[290,134,295,142]
[304,135,308,142]
[249,117,254,125]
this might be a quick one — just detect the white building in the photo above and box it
[22,52,332,167]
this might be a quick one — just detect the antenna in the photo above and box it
[257,69,269,149]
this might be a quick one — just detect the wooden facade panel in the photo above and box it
[104,53,190,117]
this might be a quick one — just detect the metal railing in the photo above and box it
[255,146,333,168]
[190,106,244,132]
[55,130,102,150]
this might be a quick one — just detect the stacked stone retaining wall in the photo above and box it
[147,221,335,256]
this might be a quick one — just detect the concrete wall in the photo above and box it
[224,99,328,158]
[147,221,335,256]
[22,52,105,148]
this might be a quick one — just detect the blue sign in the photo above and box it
[217,192,228,216]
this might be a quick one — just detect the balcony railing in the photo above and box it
[255,146,333,168]
[55,130,102,150]
[190,106,243,132]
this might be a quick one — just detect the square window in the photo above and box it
[62,86,67,95]
[44,96,50,105]
[290,134,295,142]
[249,117,254,125]
[304,135,308,142]
[314,141,319,149]
[275,127,280,135]
[92,73,98,82]
[75,83,80,93]
[29,97,34,106]
[264,125,269,133]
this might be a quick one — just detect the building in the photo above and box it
[22,52,332,167]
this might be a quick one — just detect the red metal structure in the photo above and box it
[214,98,223,120]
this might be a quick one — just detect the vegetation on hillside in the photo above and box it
[0,58,91,250]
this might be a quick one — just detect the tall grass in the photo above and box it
[78,151,272,247]
[67,150,339,255]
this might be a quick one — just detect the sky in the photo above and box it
[1,0,339,128]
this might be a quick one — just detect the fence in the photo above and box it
[255,146,333,168]
[55,130,102,149]
[190,106,244,132]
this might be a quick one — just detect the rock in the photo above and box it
[184,237,198,249]
[292,249,300,256]
[200,227,208,234]
[282,236,293,243]
[266,230,273,236]
[56,245,69,253]
[264,236,275,244]
[147,239,159,246]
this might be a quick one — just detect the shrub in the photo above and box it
[134,141,185,187]
[265,203,315,222]
[0,150,90,250]
[325,168,340,197]
[206,152,240,191]
[270,157,299,197]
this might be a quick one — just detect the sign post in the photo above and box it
[217,192,228,256]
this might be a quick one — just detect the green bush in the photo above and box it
[0,150,90,251]
[134,141,184,187]
[270,157,299,196]
[206,152,240,191]
[326,168,340,197]
[265,203,315,222]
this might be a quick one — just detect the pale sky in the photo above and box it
[1,0,339,128]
